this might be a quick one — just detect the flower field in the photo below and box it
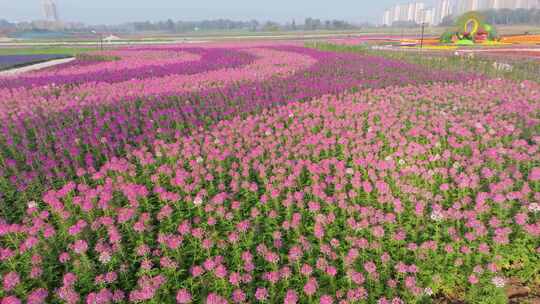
[0,42,539,303]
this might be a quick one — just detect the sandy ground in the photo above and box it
[0,57,75,76]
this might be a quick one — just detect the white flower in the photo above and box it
[491,276,506,288]
[193,196,203,206]
[424,287,433,296]
[384,155,392,161]
[265,130,272,136]
[493,62,513,72]
[196,156,204,164]
[430,210,444,222]
[27,201,38,209]
[434,142,441,148]
[288,113,294,118]
[528,203,540,213]
[214,138,221,145]
[345,168,354,175]
[452,162,461,169]
[398,159,405,166]
[99,251,112,264]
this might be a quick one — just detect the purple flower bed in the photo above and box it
[0,78,538,303]
[0,54,69,71]
[0,45,479,218]
[0,48,255,89]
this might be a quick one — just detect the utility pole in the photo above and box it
[92,30,103,51]
[420,22,426,49]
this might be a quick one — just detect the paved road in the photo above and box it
[0,57,75,76]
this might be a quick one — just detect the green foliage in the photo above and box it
[307,42,540,83]
[305,42,370,54]
[75,53,120,62]
[0,47,100,56]
[440,32,454,43]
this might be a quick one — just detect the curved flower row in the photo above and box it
[0,47,313,119]
[0,45,478,204]
[0,78,538,303]
[0,47,255,89]
[26,49,203,77]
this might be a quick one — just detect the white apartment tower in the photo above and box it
[422,8,436,24]
[490,0,540,8]
[435,0,453,24]
[42,0,59,22]
[382,2,436,25]
[383,9,391,26]
[383,0,540,26]
[456,0,481,14]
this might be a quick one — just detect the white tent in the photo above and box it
[103,35,121,42]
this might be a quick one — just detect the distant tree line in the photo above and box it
[128,19,260,32]
[386,21,420,28]
[483,8,540,25]
[125,18,360,32]
[0,17,367,34]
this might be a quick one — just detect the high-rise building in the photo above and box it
[392,5,401,23]
[384,0,540,25]
[42,0,59,22]
[483,0,539,9]
[435,0,453,24]
[411,2,426,22]
[422,8,436,24]
[399,4,410,21]
[382,2,429,25]
[383,9,392,26]
[456,0,481,15]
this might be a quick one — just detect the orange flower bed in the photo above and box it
[500,35,540,44]
[399,38,440,45]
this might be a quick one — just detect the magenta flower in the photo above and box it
[364,261,377,274]
[176,289,192,303]
[1,296,21,304]
[529,167,540,181]
[191,265,204,277]
[304,277,318,296]
[2,271,20,291]
[71,240,88,254]
[232,289,246,303]
[255,288,268,301]
[27,288,48,304]
[206,293,227,304]
[284,290,298,304]
[319,295,334,304]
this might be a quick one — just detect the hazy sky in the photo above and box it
[1,0,436,24]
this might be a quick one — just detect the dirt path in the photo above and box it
[0,57,75,76]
